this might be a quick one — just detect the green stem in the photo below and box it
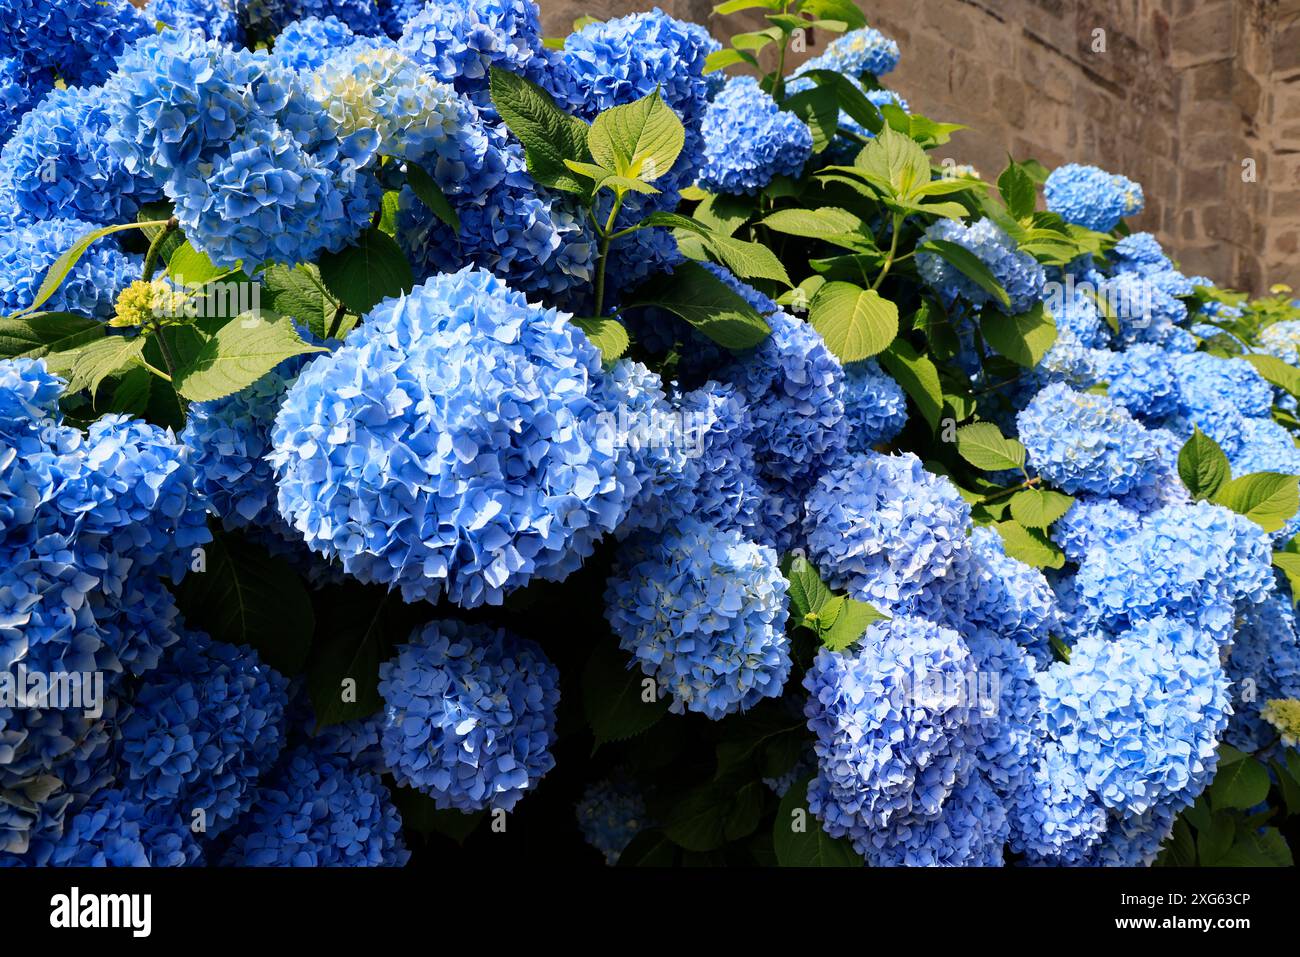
[592,191,626,319]
[981,476,1039,505]
[142,217,179,282]
[871,213,904,291]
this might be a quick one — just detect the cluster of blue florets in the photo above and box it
[1044,163,1145,233]
[917,218,1046,314]
[697,76,813,195]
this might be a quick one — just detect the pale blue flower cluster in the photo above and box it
[1053,498,1142,565]
[0,85,163,228]
[917,218,1046,314]
[147,0,245,44]
[1043,163,1144,232]
[791,26,900,80]
[1017,382,1165,496]
[223,743,409,866]
[1257,319,1300,366]
[104,29,380,268]
[273,16,362,72]
[697,76,813,195]
[377,619,560,812]
[865,773,1009,867]
[1224,590,1300,755]
[575,778,648,865]
[0,55,51,145]
[842,359,909,453]
[1105,344,1181,421]
[803,452,971,618]
[0,218,139,319]
[1007,742,1107,863]
[271,267,633,606]
[0,0,151,88]
[605,518,789,720]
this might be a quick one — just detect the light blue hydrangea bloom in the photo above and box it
[147,0,244,44]
[0,218,139,320]
[957,526,1057,654]
[222,743,409,866]
[696,76,812,194]
[803,452,971,618]
[605,518,790,720]
[1224,587,1300,754]
[864,772,1008,867]
[0,85,163,228]
[1053,497,1142,565]
[1017,382,1165,496]
[1073,500,1273,645]
[1077,802,1181,867]
[1104,343,1181,421]
[377,619,560,812]
[1038,616,1230,816]
[576,778,649,865]
[0,55,52,145]
[271,267,633,607]
[803,615,983,851]
[1008,740,1107,864]
[1257,319,1300,367]
[272,16,361,72]
[248,0,384,35]
[917,218,1045,314]
[842,359,908,453]
[791,26,900,79]
[1043,163,1144,232]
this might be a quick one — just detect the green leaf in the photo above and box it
[1218,827,1294,867]
[723,782,765,842]
[1196,812,1236,865]
[879,338,943,431]
[627,260,771,349]
[819,598,889,652]
[981,302,1057,367]
[136,202,186,264]
[582,642,668,748]
[318,228,414,317]
[1244,352,1300,398]
[0,312,104,359]
[259,263,334,340]
[616,830,680,866]
[1212,472,1300,533]
[489,67,590,192]
[588,90,685,183]
[760,206,869,248]
[12,221,162,317]
[855,125,931,200]
[406,162,460,233]
[772,778,862,866]
[1177,428,1231,500]
[796,69,882,136]
[704,47,759,73]
[714,0,779,13]
[780,553,837,625]
[692,193,752,237]
[172,311,326,403]
[1009,487,1074,529]
[571,316,630,363]
[1273,551,1300,605]
[809,282,898,363]
[663,785,731,852]
[797,0,866,29]
[783,84,840,154]
[50,334,145,399]
[920,239,1012,309]
[730,29,780,52]
[997,160,1037,219]
[175,528,314,674]
[646,211,792,286]
[956,421,1027,471]
[1209,755,1271,811]
[994,520,1065,569]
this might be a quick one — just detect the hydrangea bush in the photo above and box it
[0,0,1297,870]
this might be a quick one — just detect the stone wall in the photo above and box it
[537,0,1299,293]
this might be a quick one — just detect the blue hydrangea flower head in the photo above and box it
[0,85,164,227]
[916,218,1045,314]
[1073,500,1273,645]
[575,778,648,865]
[1043,163,1144,232]
[1053,497,1142,565]
[0,0,151,88]
[1111,231,1170,270]
[804,452,972,618]
[273,16,361,72]
[1036,330,1111,391]
[1172,353,1273,456]
[791,26,900,79]
[958,526,1057,651]
[271,267,633,606]
[223,743,409,866]
[0,55,52,145]
[1225,588,1300,754]
[1077,803,1181,867]
[16,788,201,867]
[1105,343,1181,421]
[147,0,245,44]
[1017,382,1165,496]
[842,359,908,453]
[719,311,847,491]
[605,518,790,720]
[1258,319,1300,367]
[696,76,813,195]
[864,772,1008,867]
[803,615,983,849]
[1097,272,1186,346]
[377,618,559,812]
[1008,740,1107,863]
[0,218,139,320]
[1037,616,1230,816]
[118,631,291,838]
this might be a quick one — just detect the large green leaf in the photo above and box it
[994,520,1065,569]
[489,67,590,193]
[981,302,1057,367]
[588,90,685,183]
[318,228,414,317]
[582,642,668,749]
[1244,352,1300,397]
[1177,428,1231,500]
[1209,754,1271,811]
[172,312,325,403]
[879,338,943,431]
[956,421,1026,471]
[259,263,334,340]
[175,529,315,675]
[997,160,1037,219]
[809,282,897,362]
[772,778,861,866]
[0,312,104,359]
[48,334,145,399]
[627,260,771,349]
[1212,472,1300,533]
[855,124,930,199]
[406,162,460,233]
[12,220,165,317]
[1009,487,1074,529]
[571,316,630,363]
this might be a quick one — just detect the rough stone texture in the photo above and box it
[537,0,1298,292]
